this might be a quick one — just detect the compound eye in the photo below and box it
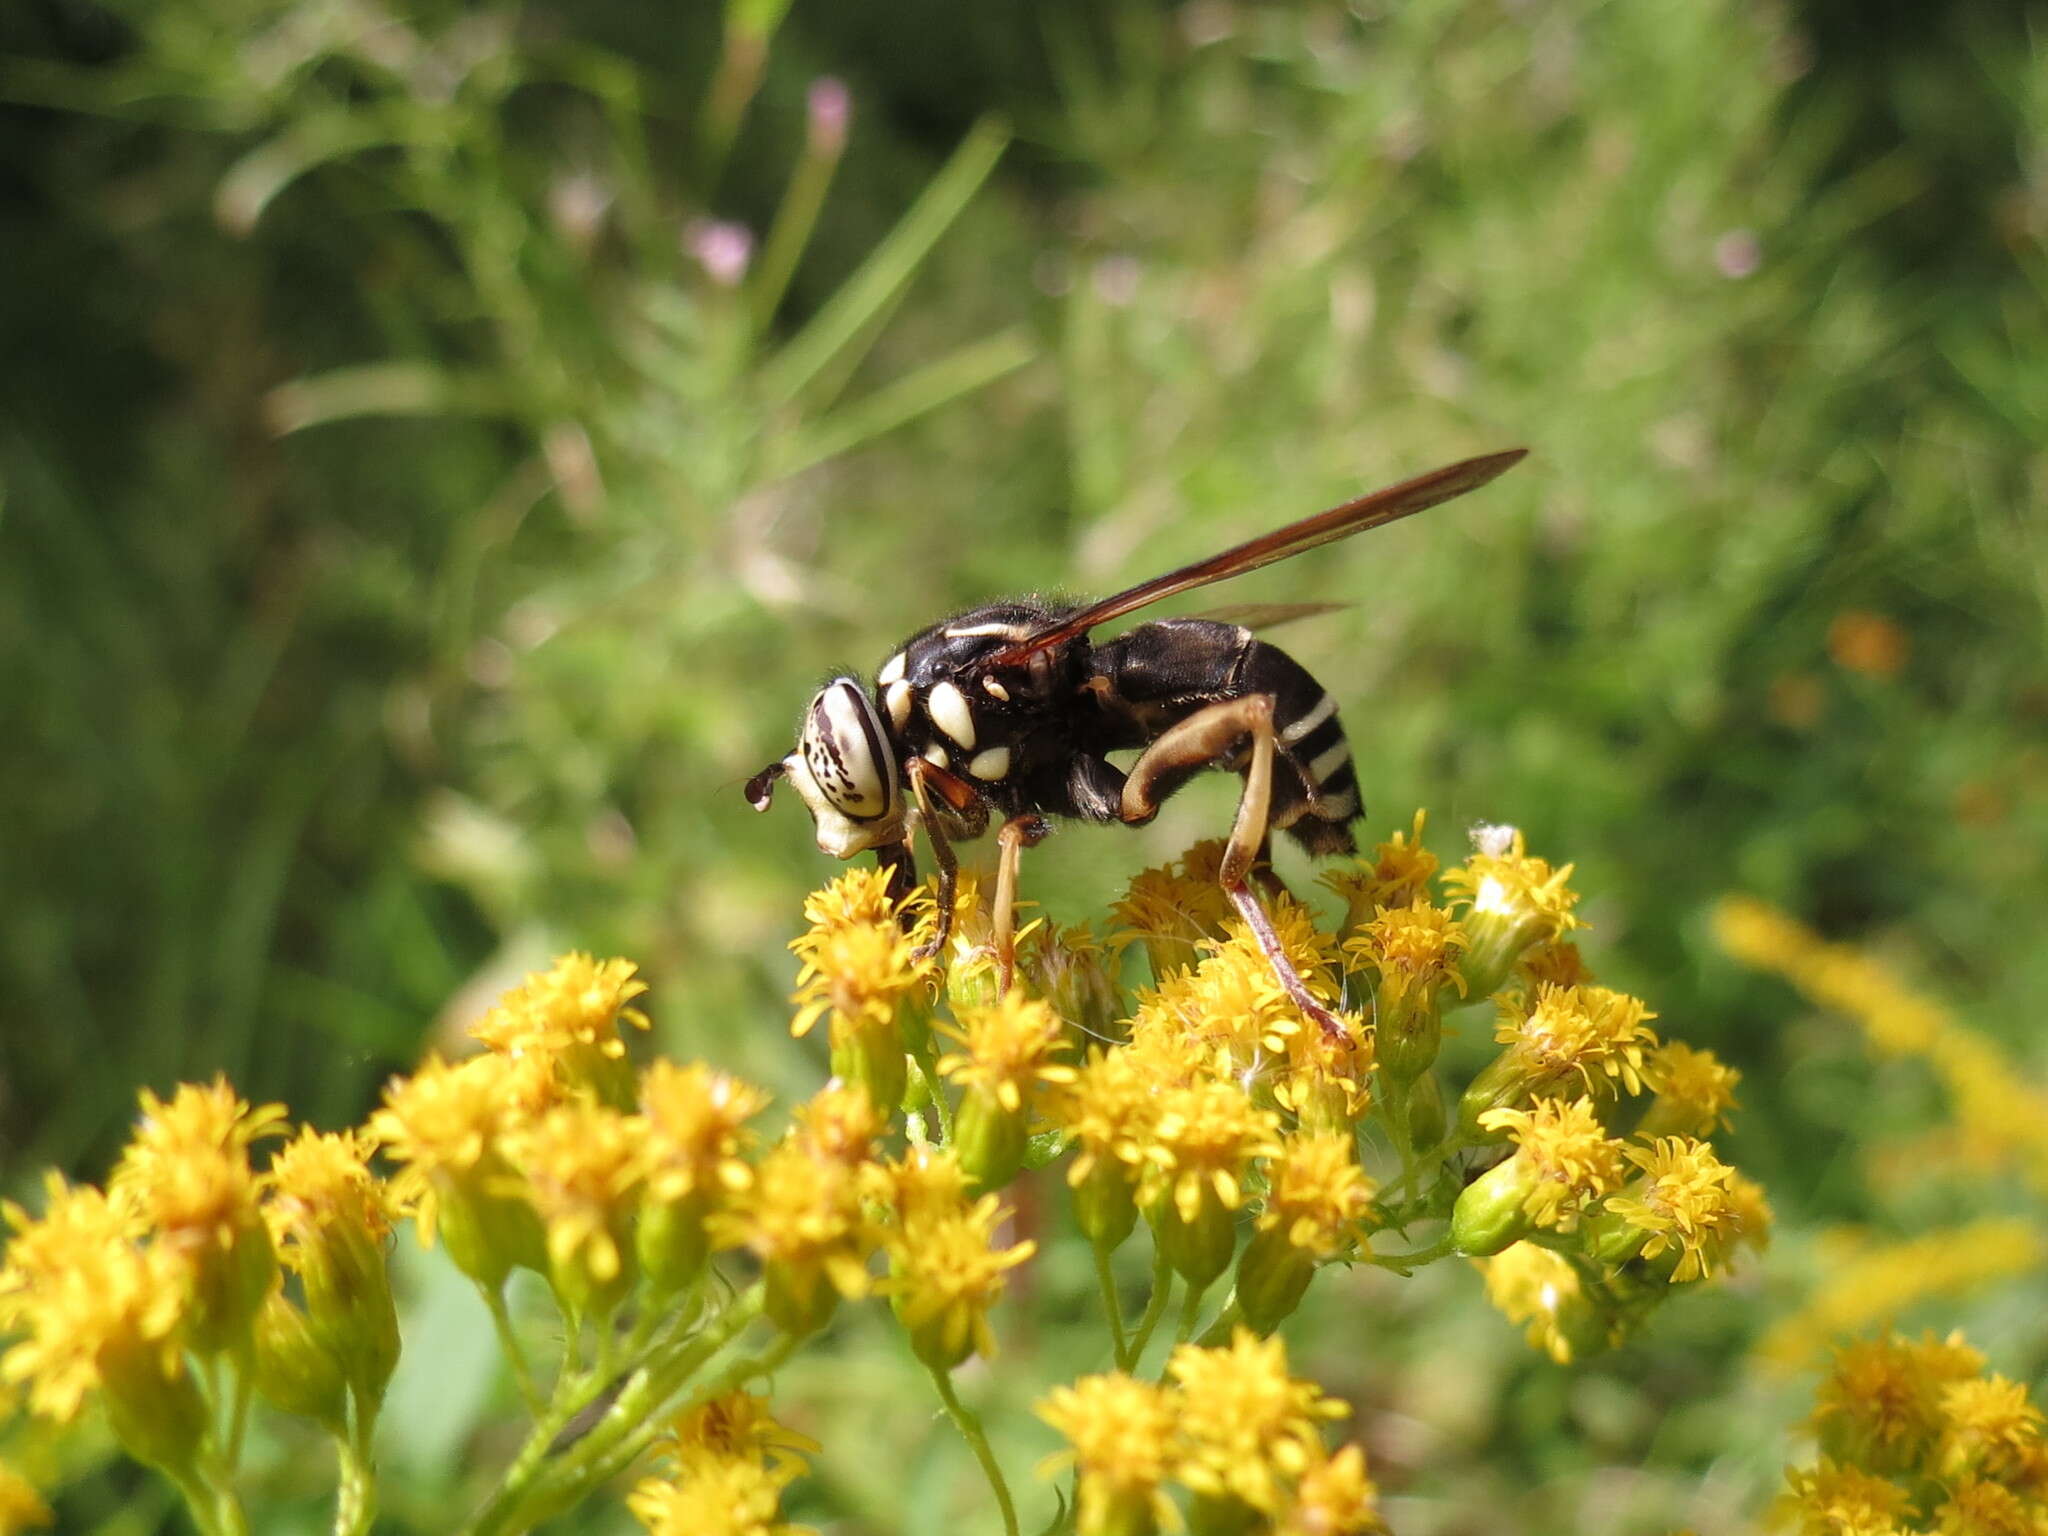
[799,679,897,820]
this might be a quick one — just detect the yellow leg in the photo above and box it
[1121,696,1347,1041]
[992,815,1052,996]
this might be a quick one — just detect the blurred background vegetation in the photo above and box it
[2,0,2042,1531]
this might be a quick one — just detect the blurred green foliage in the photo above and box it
[2,0,2043,1531]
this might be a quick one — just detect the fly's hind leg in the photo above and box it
[1120,696,1349,1041]
[992,815,1053,996]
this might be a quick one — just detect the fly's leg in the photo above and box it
[906,756,989,963]
[1120,695,1349,1041]
[992,814,1053,996]
[874,840,919,916]
[907,759,961,962]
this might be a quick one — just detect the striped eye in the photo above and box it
[799,678,898,821]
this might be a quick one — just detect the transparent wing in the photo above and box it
[982,449,1526,667]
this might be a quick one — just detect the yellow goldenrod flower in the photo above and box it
[1135,898,1350,1104]
[639,1062,768,1295]
[503,1100,648,1319]
[264,1129,399,1410]
[0,1187,203,1472]
[0,1463,52,1534]
[939,992,1076,1190]
[868,1145,974,1230]
[1930,1476,2034,1536]
[1601,1137,1747,1282]
[368,1053,547,1288]
[1272,1444,1387,1536]
[1442,825,1582,999]
[1455,1098,1626,1254]
[1936,1375,2043,1484]
[1114,842,1237,983]
[798,864,923,939]
[110,1077,286,1355]
[1772,1458,1913,1536]
[660,1389,819,1484]
[627,1458,814,1536]
[1168,1329,1348,1517]
[1342,899,1467,1084]
[470,952,651,1108]
[1757,1221,2043,1374]
[1460,983,1658,1135]
[1321,810,1438,939]
[1638,1041,1742,1139]
[1238,1131,1376,1332]
[711,1087,881,1337]
[1058,1046,1160,1252]
[1810,1331,1982,1478]
[1036,1372,1180,1536]
[1273,1003,1374,1136]
[1140,1078,1285,1286]
[1478,1242,1608,1364]
[880,1189,1035,1371]
[790,917,931,1109]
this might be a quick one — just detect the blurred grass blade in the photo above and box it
[769,327,1034,480]
[264,363,502,436]
[760,116,1010,409]
[215,117,397,235]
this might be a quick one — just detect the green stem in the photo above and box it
[1362,1231,1457,1272]
[480,1282,545,1418]
[458,1283,768,1536]
[1194,1295,1242,1348]
[334,1426,376,1536]
[1172,1280,1210,1346]
[926,1365,1020,1536]
[224,1349,254,1470]
[749,133,843,330]
[169,1465,226,1536]
[1091,1241,1129,1367]
[909,1038,954,1144]
[1122,1245,1174,1371]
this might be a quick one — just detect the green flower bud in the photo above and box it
[1376,989,1443,1084]
[830,1027,908,1115]
[1234,1227,1315,1335]
[295,1216,399,1414]
[1187,1491,1261,1536]
[251,1289,347,1431]
[437,1178,547,1292]
[1450,1156,1535,1257]
[1406,1069,1448,1153]
[1456,1053,1530,1142]
[764,1258,840,1338]
[1071,1160,1138,1252]
[1147,1189,1237,1289]
[954,1084,1028,1194]
[638,1189,712,1298]
[100,1334,209,1477]
[186,1217,278,1357]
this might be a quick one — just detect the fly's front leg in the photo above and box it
[906,756,987,963]
[874,840,919,918]
[992,814,1052,997]
[1121,695,1349,1041]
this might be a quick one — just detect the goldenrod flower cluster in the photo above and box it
[1037,1330,1383,1536]
[0,816,1776,1533]
[1776,1329,2048,1536]
[1717,895,2048,1193]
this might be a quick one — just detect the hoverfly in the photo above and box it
[746,449,1526,1036]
